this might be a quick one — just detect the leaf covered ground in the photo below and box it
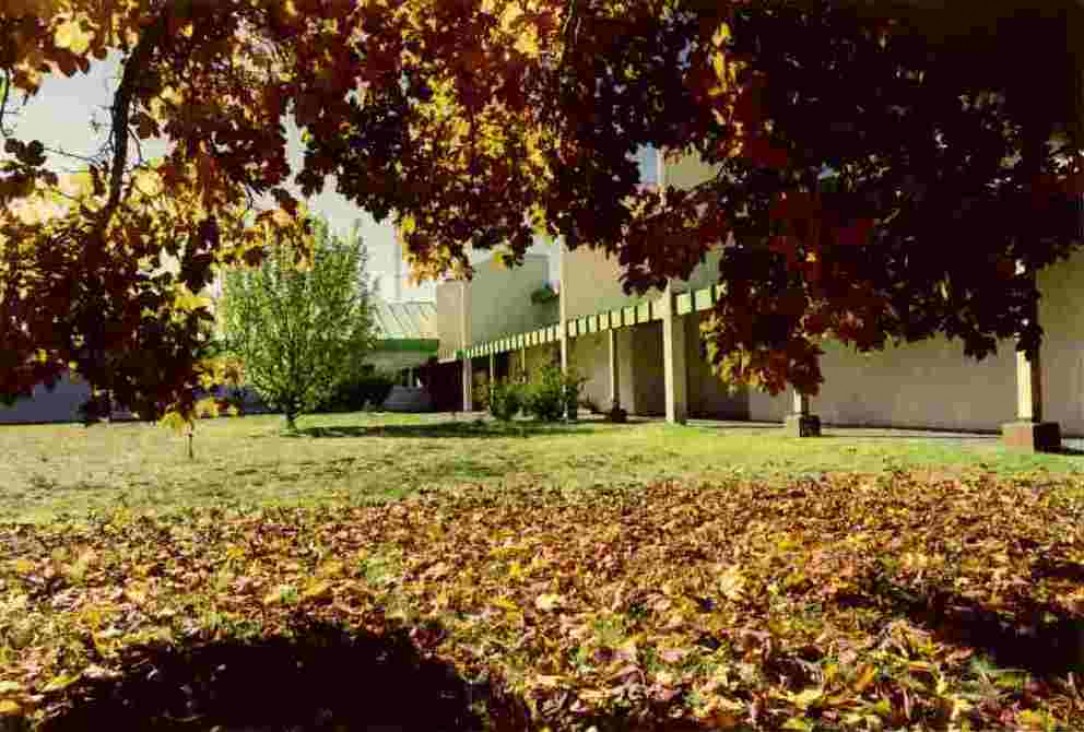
[2,472,1083,729]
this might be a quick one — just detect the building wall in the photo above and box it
[1038,249,1084,435]
[561,246,640,320]
[470,254,552,344]
[666,153,718,190]
[566,330,640,413]
[436,254,552,355]
[628,322,666,416]
[0,375,91,425]
[435,282,467,353]
[685,314,750,419]
[744,337,1020,431]
[738,251,1084,435]
[811,339,1015,432]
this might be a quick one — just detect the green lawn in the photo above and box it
[2,411,1083,522]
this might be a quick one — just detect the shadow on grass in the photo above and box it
[872,580,1084,677]
[38,620,710,731]
[40,621,529,731]
[293,421,593,440]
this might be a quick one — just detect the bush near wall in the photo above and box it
[319,371,395,413]
[488,381,524,422]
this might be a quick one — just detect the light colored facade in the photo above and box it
[0,375,92,425]
[435,153,1084,447]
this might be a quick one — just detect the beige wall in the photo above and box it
[726,335,1023,432]
[436,254,552,354]
[567,329,640,412]
[685,314,749,419]
[435,281,467,353]
[628,322,666,415]
[470,254,551,343]
[1039,249,1084,435]
[812,339,1015,432]
[740,251,1084,434]
[562,246,641,319]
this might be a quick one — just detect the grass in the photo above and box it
[2,411,1083,522]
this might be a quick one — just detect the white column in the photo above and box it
[520,347,528,380]
[489,352,496,385]
[608,328,621,410]
[662,286,688,424]
[460,279,472,412]
[559,240,569,373]
[462,357,473,412]
[1016,348,1043,422]
[792,389,810,417]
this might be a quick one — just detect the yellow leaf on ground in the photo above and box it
[535,593,562,611]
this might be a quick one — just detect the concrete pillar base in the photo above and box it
[784,414,822,438]
[1001,421,1061,452]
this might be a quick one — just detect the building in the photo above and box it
[370,300,440,377]
[428,152,1084,452]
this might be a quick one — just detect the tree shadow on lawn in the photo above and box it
[869,574,1084,678]
[40,620,709,731]
[40,621,529,731]
[292,421,593,440]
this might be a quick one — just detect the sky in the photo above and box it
[9,59,440,301]
[10,60,656,302]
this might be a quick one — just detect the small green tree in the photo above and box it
[221,220,375,430]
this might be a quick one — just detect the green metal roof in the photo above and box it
[373,300,438,342]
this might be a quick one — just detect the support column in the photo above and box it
[1001,263,1060,452]
[519,347,528,381]
[489,352,496,385]
[661,286,688,425]
[461,357,473,412]
[559,241,569,373]
[606,328,627,422]
[460,279,472,412]
[784,388,821,437]
[1002,347,1061,451]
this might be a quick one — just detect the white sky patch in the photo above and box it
[7,58,435,302]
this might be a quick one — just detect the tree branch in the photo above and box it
[0,68,13,137]
[100,6,172,231]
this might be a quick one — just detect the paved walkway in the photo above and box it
[613,415,1084,451]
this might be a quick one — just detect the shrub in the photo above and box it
[320,371,395,412]
[488,381,523,422]
[473,372,491,412]
[524,365,565,422]
[562,371,586,422]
